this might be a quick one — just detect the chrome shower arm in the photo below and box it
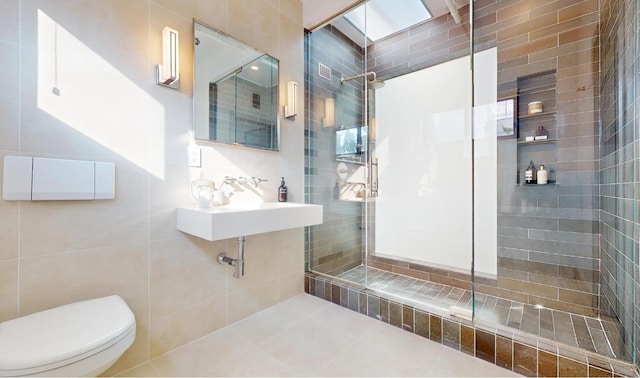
[340,71,377,84]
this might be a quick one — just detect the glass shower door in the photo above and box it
[365,50,487,315]
[304,8,370,285]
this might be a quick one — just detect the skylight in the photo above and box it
[344,0,432,42]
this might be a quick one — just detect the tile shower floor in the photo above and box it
[337,266,625,361]
[115,293,518,377]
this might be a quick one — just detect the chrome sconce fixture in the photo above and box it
[156,26,180,89]
[284,81,298,119]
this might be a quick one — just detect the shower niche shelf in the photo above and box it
[515,70,558,186]
[517,138,557,145]
[517,111,556,120]
[517,182,558,187]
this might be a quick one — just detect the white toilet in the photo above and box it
[0,295,136,377]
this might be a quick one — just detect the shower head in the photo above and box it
[368,79,385,90]
[340,71,385,89]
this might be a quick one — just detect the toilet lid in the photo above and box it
[0,295,135,373]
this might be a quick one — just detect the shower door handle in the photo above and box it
[371,158,379,197]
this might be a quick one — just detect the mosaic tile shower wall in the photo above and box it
[599,0,640,363]
[364,0,601,317]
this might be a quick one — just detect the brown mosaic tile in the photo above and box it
[429,314,442,343]
[589,366,613,377]
[497,276,558,299]
[611,363,638,377]
[497,11,558,42]
[497,257,556,276]
[529,12,597,41]
[317,251,344,266]
[430,273,472,290]
[474,0,496,12]
[442,319,460,350]
[379,298,389,323]
[358,292,367,315]
[474,11,497,29]
[559,288,596,308]
[461,325,474,356]
[538,350,558,377]
[309,276,315,295]
[558,47,599,69]
[331,284,340,305]
[315,278,324,298]
[476,283,529,303]
[371,255,409,268]
[414,310,429,339]
[449,270,472,281]
[369,261,392,272]
[391,265,430,281]
[347,288,359,312]
[496,335,513,371]
[538,339,558,354]
[476,329,496,364]
[528,295,595,317]
[389,301,402,328]
[558,356,588,377]
[475,274,498,287]
[558,0,598,22]
[402,305,414,332]
[526,0,564,19]
[408,263,450,276]
[340,286,348,307]
[305,273,628,378]
[558,344,588,364]
[496,0,529,21]
[514,342,538,377]
[367,295,381,320]
[512,330,538,346]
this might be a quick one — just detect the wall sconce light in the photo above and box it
[156,26,180,89]
[284,81,298,119]
[369,118,377,141]
[323,98,335,127]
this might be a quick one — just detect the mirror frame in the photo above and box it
[193,19,280,151]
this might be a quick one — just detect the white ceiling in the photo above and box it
[302,0,454,30]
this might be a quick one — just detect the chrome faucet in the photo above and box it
[249,177,267,187]
[236,176,267,187]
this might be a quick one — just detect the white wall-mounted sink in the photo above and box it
[176,202,323,241]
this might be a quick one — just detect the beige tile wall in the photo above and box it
[0,0,305,375]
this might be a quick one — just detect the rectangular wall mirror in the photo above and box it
[194,20,279,150]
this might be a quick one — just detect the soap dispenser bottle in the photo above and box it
[278,177,288,202]
[525,161,536,184]
[537,165,548,185]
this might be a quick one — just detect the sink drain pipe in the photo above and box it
[217,236,246,278]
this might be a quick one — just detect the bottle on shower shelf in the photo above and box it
[525,161,536,184]
[537,165,548,185]
[535,126,548,140]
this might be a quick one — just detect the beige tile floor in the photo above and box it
[116,293,521,377]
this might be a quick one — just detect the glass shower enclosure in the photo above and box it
[306,0,479,315]
[305,0,638,369]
